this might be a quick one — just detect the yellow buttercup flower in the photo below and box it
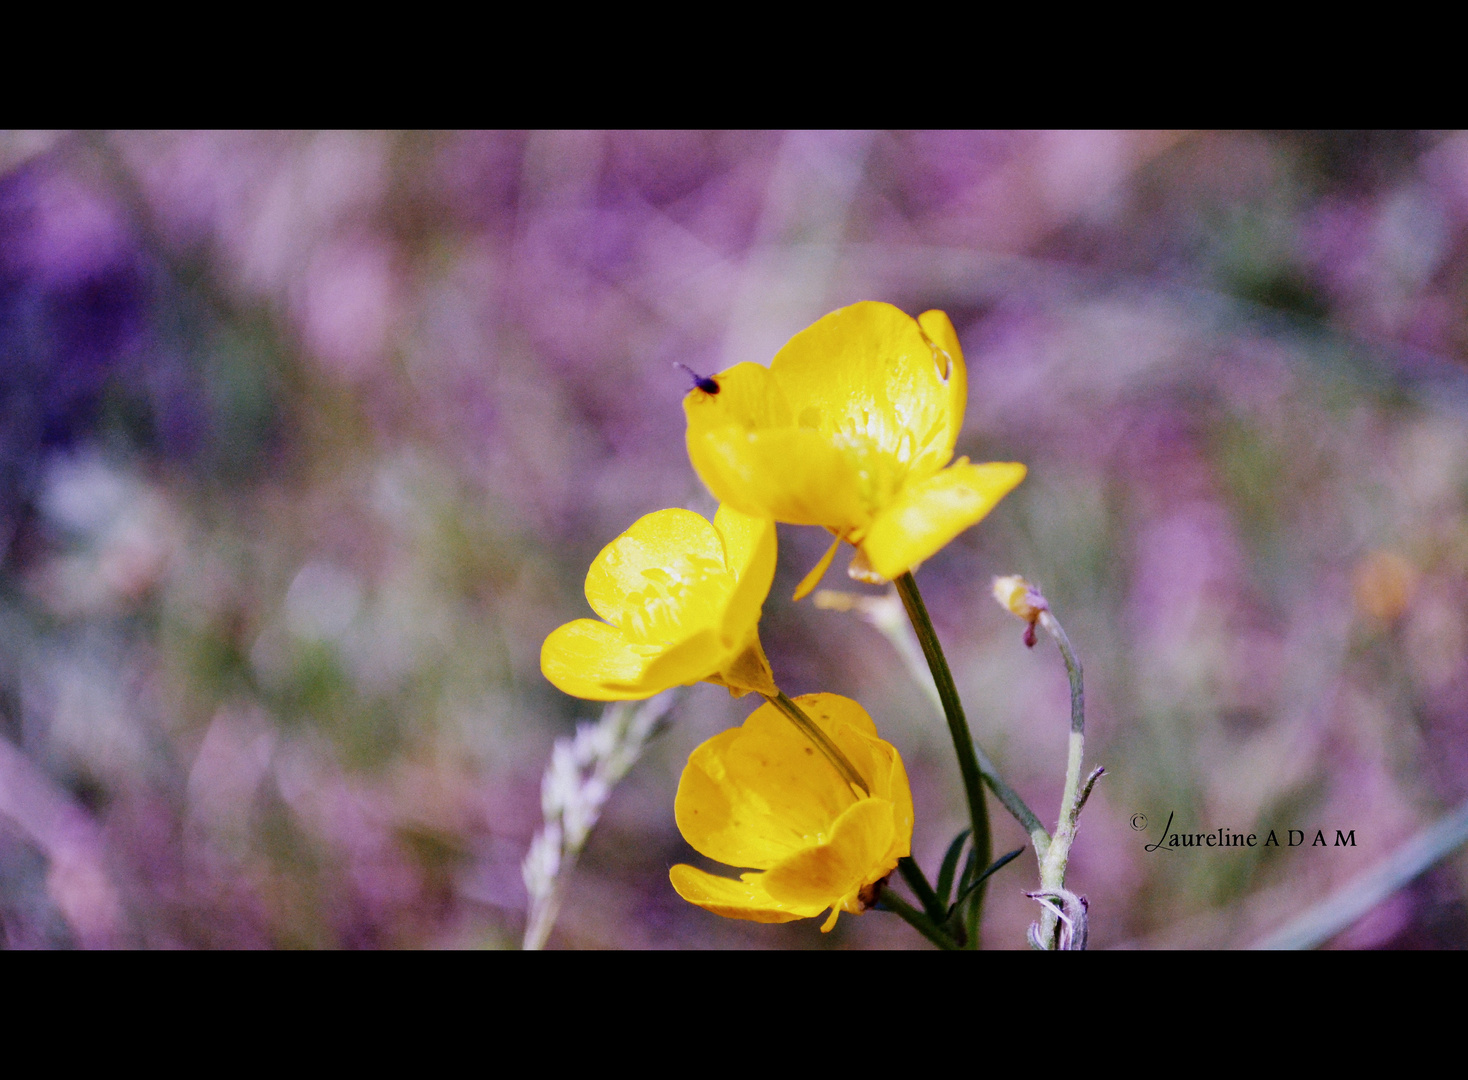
[670,693,913,932]
[540,504,778,700]
[683,301,1026,596]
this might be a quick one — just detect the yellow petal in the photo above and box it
[712,504,777,647]
[675,705,856,870]
[790,694,913,845]
[859,459,1027,581]
[671,693,914,930]
[583,508,726,633]
[669,864,823,923]
[683,363,794,520]
[540,619,660,701]
[692,426,872,528]
[674,693,911,869]
[630,625,733,693]
[914,309,968,477]
[760,796,896,909]
[682,360,794,435]
[769,301,960,481]
[540,619,723,701]
[792,533,842,602]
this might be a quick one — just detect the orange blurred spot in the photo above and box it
[1352,550,1419,623]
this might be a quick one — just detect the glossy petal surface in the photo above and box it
[692,424,872,528]
[671,693,913,930]
[713,502,777,647]
[540,619,675,701]
[668,865,821,923]
[540,506,777,700]
[760,797,896,909]
[860,459,1028,581]
[583,508,725,639]
[770,302,962,490]
[683,301,1020,581]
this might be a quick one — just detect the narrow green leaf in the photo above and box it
[875,885,961,950]
[957,846,978,894]
[935,828,971,908]
[955,845,981,946]
[948,846,1025,919]
[897,856,947,922]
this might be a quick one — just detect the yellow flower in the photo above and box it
[683,301,1026,596]
[540,504,778,700]
[670,693,913,932]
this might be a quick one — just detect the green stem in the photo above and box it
[894,571,991,946]
[834,588,1050,854]
[1035,608,1085,948]
[765,691,870,797]
[1043,610,1084,737]
[972,740,1051,858]
[877,885,961,950]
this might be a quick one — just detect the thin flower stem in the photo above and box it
[972,740,1051,858]
[823,587,1050,854]
[765,691,870,796]
[1035,608,1086,948]
[894,571,991,946]
[877,884,961,950]
[1042,610,1084,737]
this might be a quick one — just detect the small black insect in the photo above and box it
[673,362,720,395]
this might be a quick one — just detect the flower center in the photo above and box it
[799,402,938,514]
[829,429,909,513]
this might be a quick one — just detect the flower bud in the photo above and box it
[992,575,1047,623]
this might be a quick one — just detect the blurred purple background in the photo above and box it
[2,130,1467,948]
